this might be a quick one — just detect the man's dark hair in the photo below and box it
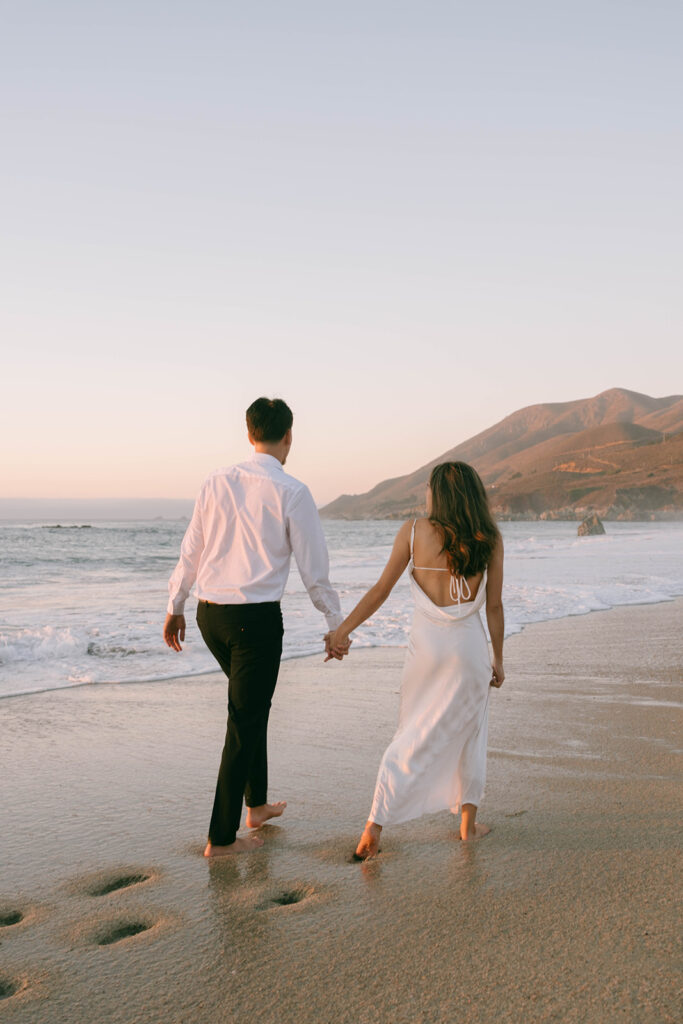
[246,397,294,442]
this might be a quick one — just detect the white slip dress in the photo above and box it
[368,521,492,826]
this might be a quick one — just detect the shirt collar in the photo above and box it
[250,452,284,471]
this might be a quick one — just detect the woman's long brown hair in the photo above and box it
[428,462,500,576]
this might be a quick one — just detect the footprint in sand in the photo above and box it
[0,976,21,1001]
[86,871,152,898]
[0,870,164,1006]
[0,905,41,1003]
[75,867,165,946]
[91,919,154,946]
[257,883,319,910]
[0,909,25,928]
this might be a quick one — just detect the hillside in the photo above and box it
[320,389,683,521]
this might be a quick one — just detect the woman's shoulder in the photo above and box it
[413,517,445,553]
[410,516,440,539]
[394,517,433,544]
[397,516,429,530]
[393,519,416,544]
[414,516,442,534]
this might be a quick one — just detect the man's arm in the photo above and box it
[287,486,343,632]
[164,491,205,651]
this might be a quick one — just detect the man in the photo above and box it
[163,397,346,857]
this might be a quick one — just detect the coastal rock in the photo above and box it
[578,513,606,537]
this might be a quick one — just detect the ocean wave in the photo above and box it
[40,524,94,530]
[1,519,682,700]
[0,626,82,665]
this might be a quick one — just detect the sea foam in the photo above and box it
[0,519,681,699]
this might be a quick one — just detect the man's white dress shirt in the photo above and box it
[167,453,343,631]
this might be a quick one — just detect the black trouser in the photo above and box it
[196,600,283,846]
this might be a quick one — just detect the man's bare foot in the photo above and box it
[203,834,264,857]
[353,821,382,860]
[460,823,491,841]
[245,801,287,829]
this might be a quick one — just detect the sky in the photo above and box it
[2,1,682,507]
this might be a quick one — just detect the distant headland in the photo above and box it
[320,388,683,522]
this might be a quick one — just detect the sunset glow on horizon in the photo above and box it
[2,2,681,507]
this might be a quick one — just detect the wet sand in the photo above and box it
[1,600,681,1023]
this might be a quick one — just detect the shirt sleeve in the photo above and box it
[287,485,343,631]
[167,490,205,615]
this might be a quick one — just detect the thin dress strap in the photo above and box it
[410,519,417,561]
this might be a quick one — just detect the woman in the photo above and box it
[327,461,504,858]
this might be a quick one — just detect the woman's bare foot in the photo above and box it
[245,801,287,829]
[460,823,491,841]
[354,821,382,860]
[203,834,264,857]
[459,802,490,841]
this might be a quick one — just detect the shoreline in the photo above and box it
[3,518,681,704]
[1,598,681,1023]
[3,592,682,703]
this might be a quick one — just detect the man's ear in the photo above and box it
[284,428,293,446]
[247,431,256,448]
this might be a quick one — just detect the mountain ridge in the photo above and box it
[321,389,683,521]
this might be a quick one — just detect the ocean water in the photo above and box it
[0,519,681,699]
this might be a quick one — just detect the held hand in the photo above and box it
[164,613,186,652]
[324,630,351,662]
[324,632,344,662]
[490,657,505,688]
[323,633,338,662]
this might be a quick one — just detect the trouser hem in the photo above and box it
[208,833,237,846]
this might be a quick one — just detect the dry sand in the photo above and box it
[1,600,681,1024]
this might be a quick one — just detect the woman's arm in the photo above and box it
[485,536,505,686]
[326,520,412,660]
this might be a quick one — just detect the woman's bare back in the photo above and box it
[411,518,483,608]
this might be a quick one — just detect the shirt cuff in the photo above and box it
[325,612,344,631]
[167,598,186,616]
